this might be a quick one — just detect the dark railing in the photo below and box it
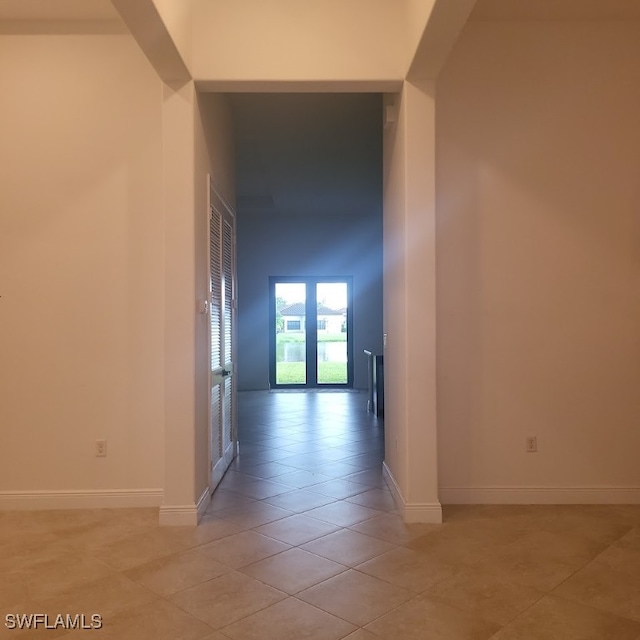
[364,350,384,417]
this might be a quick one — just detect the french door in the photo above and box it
[269,276,353,388]
[209,179,237,490]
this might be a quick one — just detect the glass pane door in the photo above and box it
[316,282,348,385]
[275,281,306,385]
[270,277,352,388]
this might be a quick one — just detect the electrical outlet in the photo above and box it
[526,436,537,453]
[95,440,107,457]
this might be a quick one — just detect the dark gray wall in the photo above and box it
[237,211,383,390]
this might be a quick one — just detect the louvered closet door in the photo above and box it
[209,187,237,491]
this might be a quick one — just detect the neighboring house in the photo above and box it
[279,302,345,333]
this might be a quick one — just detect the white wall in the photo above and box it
[382,90,410,498]
[194,92,236,506]
[405,0,437,56]
[436,20,640,502]
[191,0,407,87]
[152,0,193,68]
[0,33,165,503]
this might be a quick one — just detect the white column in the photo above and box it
[383,79,441,523]
[160,81,198,525]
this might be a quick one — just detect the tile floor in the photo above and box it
[1,390,640,639]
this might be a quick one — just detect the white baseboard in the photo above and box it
[382,461,405,512]
[403,502,444,523]
[382,462,443,524]
[439,486,640,505]
[158,485,215,526]
[158,502,199,526]
[196,486,211,521]
[0,489,163,511]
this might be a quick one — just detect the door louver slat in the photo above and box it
[210,209,222,371]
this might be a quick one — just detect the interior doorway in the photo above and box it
[208,180,238,492]
[269,276,353,388]
[232,93,383,393]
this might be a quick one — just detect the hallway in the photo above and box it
[1,391,639,639]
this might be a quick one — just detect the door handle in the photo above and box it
[221,369,231,377]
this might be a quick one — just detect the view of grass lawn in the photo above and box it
[274,279,349,386]
[275,331,347,385]
[276,361,347,385]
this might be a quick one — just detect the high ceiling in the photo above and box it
[470,0,640,21]
[4,0,636,220]
[231,93,383,218]
[0,0,119,21]
[3,0,640,24]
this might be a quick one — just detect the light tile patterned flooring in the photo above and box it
[1,390,640,639]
